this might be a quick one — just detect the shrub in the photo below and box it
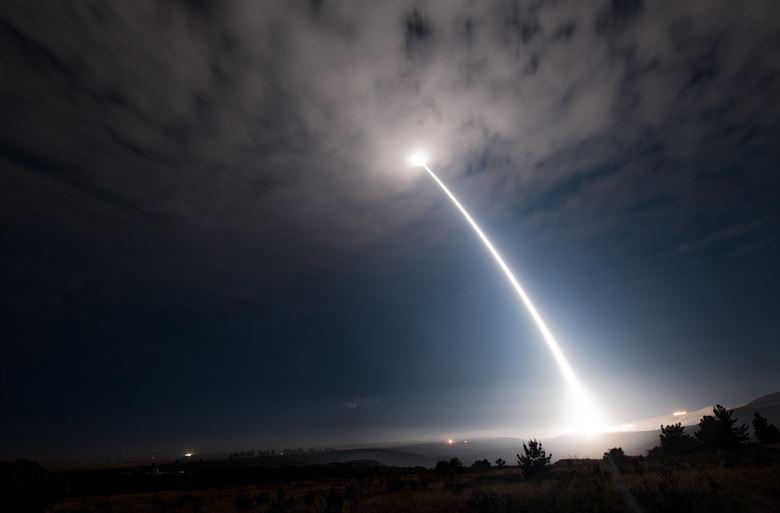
[517,438,551,478]
[434,458,464,475]
[603,447,625,460]
[470,459,492,471]
[752,412,780,445]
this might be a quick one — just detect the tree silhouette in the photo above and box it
[517,438,551,478]
[659,422,698,453]
[752,412,780,445]
[434,457,464,475]
[470,459,492,471]
[695,404,749,450]
[494,458,506,468]
[603,447,626,460]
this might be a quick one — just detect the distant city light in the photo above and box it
[672,411,687,416]
[463,440,469,444]
[184,452,194,458]
[447,438,454,445]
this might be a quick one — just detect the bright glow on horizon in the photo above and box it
[447,438,454,445]
[420,160,608,434]
[184,452,194,458]
[672,410,687,416]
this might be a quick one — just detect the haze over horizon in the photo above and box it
[2,0,780,464]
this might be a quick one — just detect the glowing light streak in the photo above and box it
[413,155,606,432]
[421,163,579,388]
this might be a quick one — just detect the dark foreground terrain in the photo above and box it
[8,445,780,513]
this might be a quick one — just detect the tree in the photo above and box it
[603,447,625,461]
[494,458,506,468]
[659,422,698,454]
[752,412,780,445]
[470,459,492,471]
[517,438,551,478]
[434,457,464,475]
[695,404,749,450]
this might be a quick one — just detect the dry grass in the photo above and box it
[52,449,780,513]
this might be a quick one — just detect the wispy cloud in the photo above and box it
[3,1,777,259]
[342,398,380,410]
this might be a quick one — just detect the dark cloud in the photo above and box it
[599,0,643,32]
[3,0,776,248]
[405,9,433,46]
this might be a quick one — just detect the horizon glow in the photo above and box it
[412,154,606,433]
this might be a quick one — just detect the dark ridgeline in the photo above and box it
[3,399,780,512]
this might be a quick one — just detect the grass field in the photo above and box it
[49,446,780,513]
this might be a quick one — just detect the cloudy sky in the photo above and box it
[2,0,780,461]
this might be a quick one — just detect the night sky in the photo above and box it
[2,1,780,462]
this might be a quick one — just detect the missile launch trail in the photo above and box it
[422,164,578,388]
[420,161,603,432]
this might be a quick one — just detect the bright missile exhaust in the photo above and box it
[410,153,606,433]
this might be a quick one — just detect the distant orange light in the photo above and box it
[463,440,469,444]
[672,411,687,416]
[447,439,454,445]
[184,452,194,458]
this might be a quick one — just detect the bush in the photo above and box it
[752,412,780,445]
[434,458,464,475]
[470,459,492,471]
[603,447,625,461]
[517,438,551,478]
